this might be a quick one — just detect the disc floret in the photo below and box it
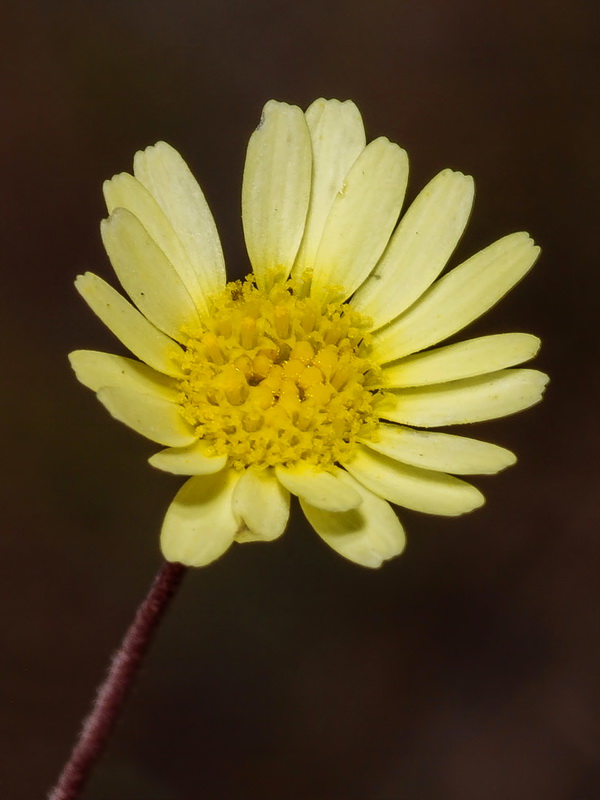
[177,273,382,470]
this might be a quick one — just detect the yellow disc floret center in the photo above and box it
[176,273,382,470]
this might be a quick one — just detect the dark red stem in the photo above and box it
[48,560,187,800]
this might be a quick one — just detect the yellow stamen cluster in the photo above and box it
[177,273,383,470]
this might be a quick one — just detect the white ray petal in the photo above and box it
[96,385,196,447]
[275,463,362,512]
[233,469,290,542]
[379,368,549,427]
[300,471,405,568]
[293,98,366,275]
[382,333,541,387]
[101,208,201,342]
[311,137,409,302]
[343,444,484,516]
[242,101,312,290]
[360,423,516,474]
[371,232,540,364]
[160,471,241,567]
[75,273,184,377]
[352,169,474,329]
[133,141,226,299]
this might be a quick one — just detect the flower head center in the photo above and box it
[177,273,382,470]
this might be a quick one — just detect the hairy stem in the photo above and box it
[48,560,187,800]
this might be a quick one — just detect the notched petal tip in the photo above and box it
[255,100,290,129]
[258,98,301,124]
[102,172,132,210]
[306,97,361,115]
[74,271,95,290]
[515,231,540,258]
[132,140,175,170]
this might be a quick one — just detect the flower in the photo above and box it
[70,98,548,568]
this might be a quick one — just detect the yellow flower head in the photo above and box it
[70,98,548,568]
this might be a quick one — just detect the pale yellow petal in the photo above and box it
[382,333,541,387]
[310,138,409,303]
[242,101,312,289]
[379,368,549,427]
[275,463,361,512]
[101,207,201,342]
[103,171,209,314]
[232,469,290,542]
[352,169,474,328]
[69,350,177,400]
[75,273,184,377]
[133,141,226,299]
[96,385,196,447]
[160,471,241,566]
[149,440,227,475]
[292,98,366,275]
[343,444,484,516]
[371,232,541,364]
[360,423,516,474]
[300,471,405,568]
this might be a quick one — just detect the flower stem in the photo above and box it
[48,560,187,800]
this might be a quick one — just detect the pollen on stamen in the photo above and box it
[177,272,384,471]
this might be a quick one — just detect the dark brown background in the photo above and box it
[1,1,598,798]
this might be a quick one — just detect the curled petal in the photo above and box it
[300,471,405,568]
[233,469,290,542]
[161,471,241,566]
[275,464,362,512]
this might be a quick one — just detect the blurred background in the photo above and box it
[1,0,598,798]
